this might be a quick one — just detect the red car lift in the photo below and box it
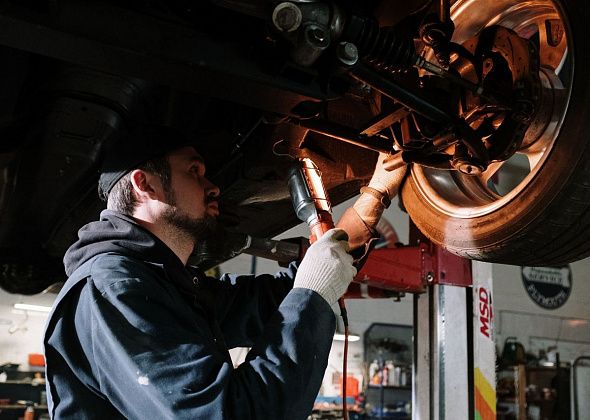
[243,222,496,419]
[344,226,497,420]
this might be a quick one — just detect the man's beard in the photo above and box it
[161,190,217,242]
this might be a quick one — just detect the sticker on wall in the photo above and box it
[521,265,572,309]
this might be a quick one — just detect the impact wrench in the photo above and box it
[287,158,351,420]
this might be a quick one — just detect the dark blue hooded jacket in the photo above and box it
[44,210,336,419]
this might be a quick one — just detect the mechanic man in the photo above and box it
[43,125,406,419]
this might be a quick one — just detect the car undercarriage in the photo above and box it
[1,0,589,294]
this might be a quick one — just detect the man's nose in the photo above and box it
[205,179,220,198]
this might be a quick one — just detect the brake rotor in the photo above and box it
[450,25,541,164]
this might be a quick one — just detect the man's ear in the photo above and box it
[129,169,162,201]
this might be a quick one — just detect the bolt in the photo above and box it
[482,58,494,77]
[452,158,484,175]
[546,19,564,47]
[337,41,358,66]
[340,42,357,60]
[272,2,302,33]
[461,162,482,175]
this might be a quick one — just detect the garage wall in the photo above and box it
[0,290,51,368]
[493,262,590,362]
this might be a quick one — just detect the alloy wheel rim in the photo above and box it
[411,0,572,218]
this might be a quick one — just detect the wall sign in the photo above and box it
[521,266,572,309]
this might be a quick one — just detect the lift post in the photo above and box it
[351,226,497,420]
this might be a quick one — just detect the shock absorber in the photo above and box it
[344,16,416,71]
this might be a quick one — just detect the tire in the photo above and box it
[401,0,590,266]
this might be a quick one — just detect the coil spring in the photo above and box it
[353,20,416,71]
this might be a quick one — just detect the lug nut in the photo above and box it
[452,158,485,175]
[337,42,358,66]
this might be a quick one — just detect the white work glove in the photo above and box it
[293,229,357,306]
[367,152,408,201]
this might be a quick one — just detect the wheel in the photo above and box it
[401,0,590,265]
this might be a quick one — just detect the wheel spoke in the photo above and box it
[538,19,567,72]
[518,124,554,170]
[516,64,568,172]
[523,149,545,170]
[454,171,499,203]
[479,160,508,184]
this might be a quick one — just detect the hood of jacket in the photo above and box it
[64,210,187,278]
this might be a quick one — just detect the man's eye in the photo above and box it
[191,165,204,176]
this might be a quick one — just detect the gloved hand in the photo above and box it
[339,153,408,241]
[293,228,357,306]
[367,152,408,201]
